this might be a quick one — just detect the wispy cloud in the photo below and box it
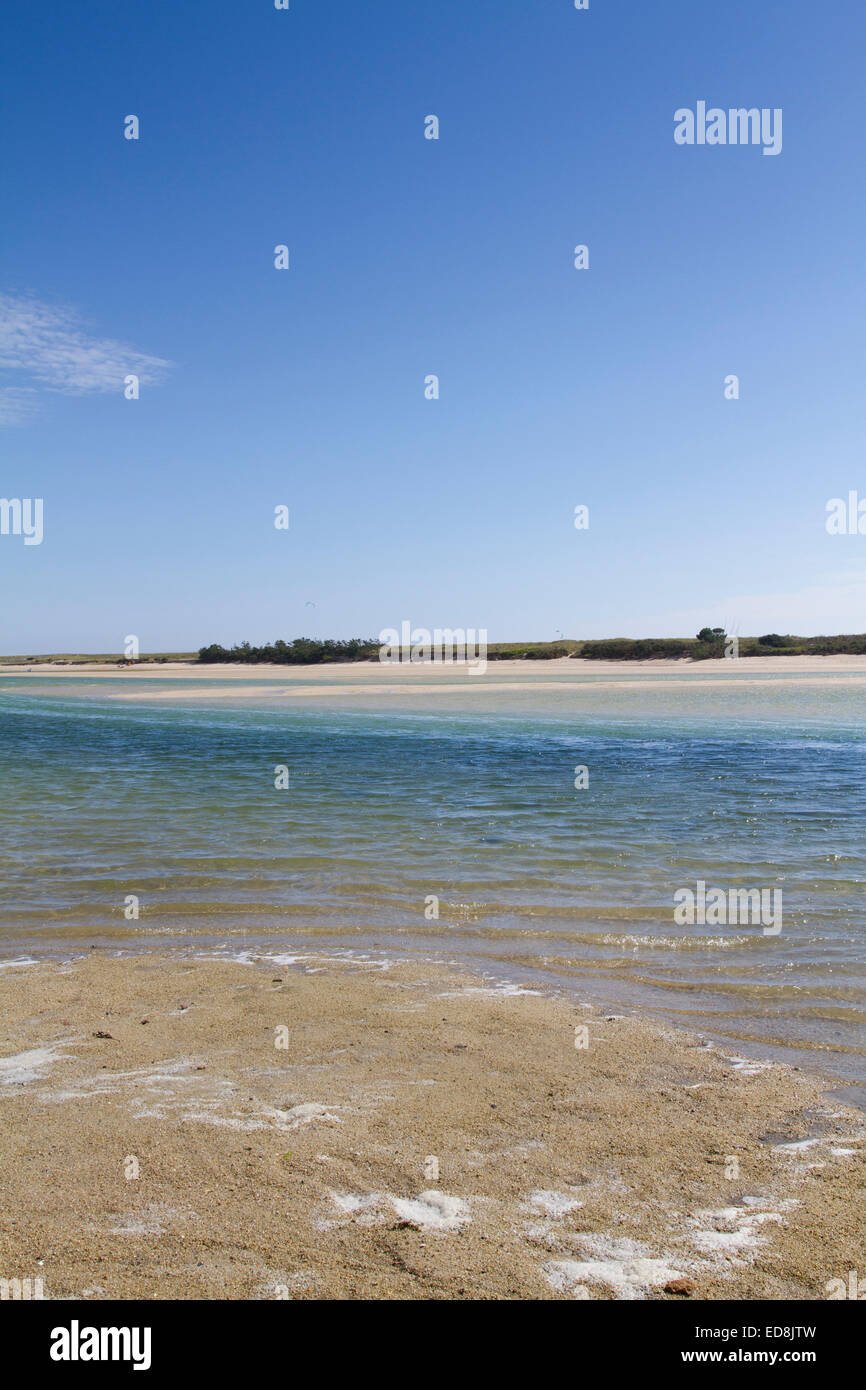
[0,386,39,426]
[633,566,866,637]
[0,292,171,424]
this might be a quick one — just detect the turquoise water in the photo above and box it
[1,669,865,1087]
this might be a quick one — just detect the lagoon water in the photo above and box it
[1,665,865,1089]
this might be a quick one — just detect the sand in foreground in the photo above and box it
[0,952,863,1300]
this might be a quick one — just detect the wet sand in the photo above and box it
[3,655,866,676]
[1,950,863,1300]
[3,655,866,702]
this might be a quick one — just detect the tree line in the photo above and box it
[198,638,379,665]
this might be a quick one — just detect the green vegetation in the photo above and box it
[198,638,380,664]
[581,632,866,660]
[5,632,866,667]
[798,633,866,654]
[199,631,866,663]
[0,652,196,666]
[486,640,581,660]
[196,638,583,664]
[580,637,698,660]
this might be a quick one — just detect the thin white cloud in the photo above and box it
[633,566,866,637]
[0,386,39,426]
[0,292,171,422]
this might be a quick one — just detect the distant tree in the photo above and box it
[697,627,726,642]
[198,643,230,663]
[758,633,790,648]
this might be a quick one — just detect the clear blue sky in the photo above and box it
[2,0,865,652]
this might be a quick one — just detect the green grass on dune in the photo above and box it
[3,634,866,665]
[0,653,197,666]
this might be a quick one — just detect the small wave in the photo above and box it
[597,932,751,950]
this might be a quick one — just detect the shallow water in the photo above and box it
[1,666,865,1087]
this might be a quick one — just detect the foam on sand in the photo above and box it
[324,1188,471,1233]
[726,1054,776,1078]
[526,1190,582,1217]
[544,1236,684,1300]
[438,982,540,999]
[391,1191,471,1232]
[283,1102,339,1129]
[687,1203,796,1258]
[0,1043,70,1085]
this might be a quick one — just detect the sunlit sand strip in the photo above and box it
[99,673,866,700]
[4,654,866,681]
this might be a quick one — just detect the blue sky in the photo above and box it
[2,0,865,652]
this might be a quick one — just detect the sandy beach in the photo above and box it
[1,949,863,1301]
[3,655,866,708]
[4,655,866,680]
